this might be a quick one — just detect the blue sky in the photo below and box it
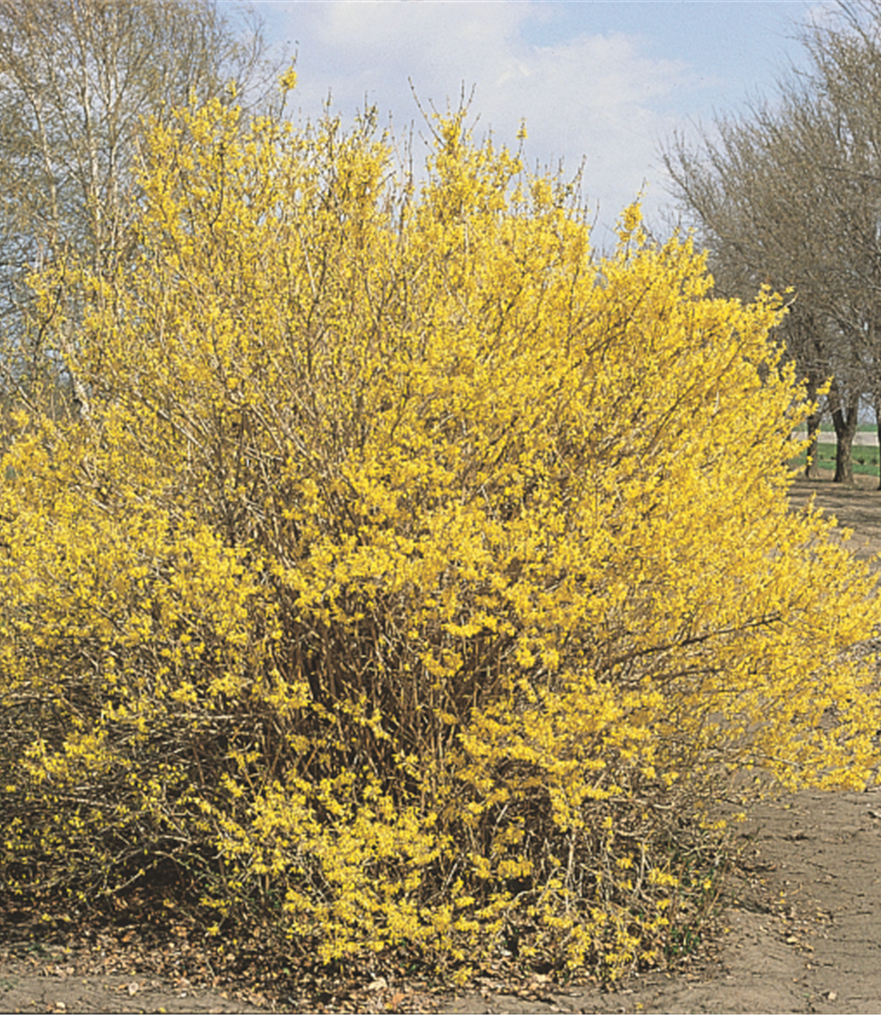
[248,1,823,244]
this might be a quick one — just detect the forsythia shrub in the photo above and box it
[2,86,880,980]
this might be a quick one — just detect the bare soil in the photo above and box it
[788,472,881,564]
[3,471,881,1014]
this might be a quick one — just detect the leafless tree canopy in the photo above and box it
[663,0,881,485]
[0,0,279,416]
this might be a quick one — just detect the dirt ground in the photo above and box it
[3,471,881,1015]
[788,472,881,563]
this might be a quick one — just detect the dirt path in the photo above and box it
[0,963,268,1015]
[2,474,881,1014]
[788,473,881,564]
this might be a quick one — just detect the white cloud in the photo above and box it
[266,0,708,241]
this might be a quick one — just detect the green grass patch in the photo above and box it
[809,423,877,433]
[790,443,880,477]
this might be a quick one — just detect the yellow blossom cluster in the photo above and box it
[1,91,879,980]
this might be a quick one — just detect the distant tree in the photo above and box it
[662,0,881,486]
[803,0,881,487]
[0,0,280,416]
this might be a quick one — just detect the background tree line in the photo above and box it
[664,0,881,486]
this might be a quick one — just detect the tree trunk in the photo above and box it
[834,426,854,484]
[805,410,822,479]
[830,384,860,485]
[874,394,881,491]
[875,418,881,491]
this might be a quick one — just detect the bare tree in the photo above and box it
[803,1,881,486]
[662,2,881,486]
[664,98,861,482]
[0,0,280,415]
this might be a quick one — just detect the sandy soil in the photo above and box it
[2,472,881,1014]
